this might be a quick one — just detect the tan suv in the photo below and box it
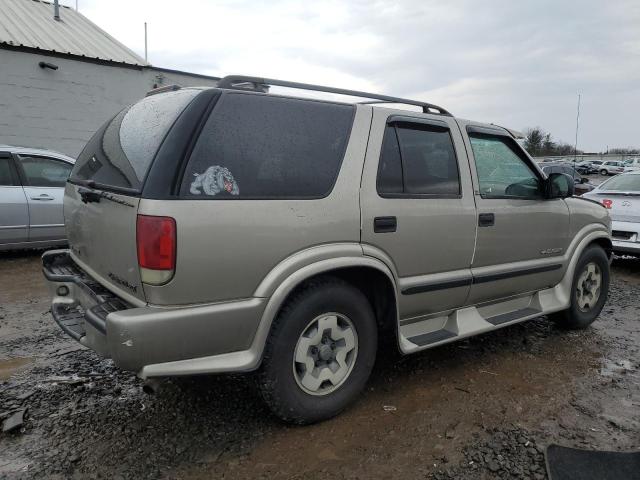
[43,76,612,424]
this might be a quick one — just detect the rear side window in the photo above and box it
[0,158,17,186]
[180,93,354,199]
[377,122,461,196]
[71,89,199,191]
[18,156,72,187]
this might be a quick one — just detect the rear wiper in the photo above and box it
[69,178,95,189]
[68,178,140,196]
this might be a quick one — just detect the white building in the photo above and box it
[0,0,219,157]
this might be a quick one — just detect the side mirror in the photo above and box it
[546,173,575,198]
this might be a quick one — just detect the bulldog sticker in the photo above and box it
[190,166,240,196]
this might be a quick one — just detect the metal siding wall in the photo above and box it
[0,49,218,157]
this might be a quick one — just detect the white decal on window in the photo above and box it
[190,166,240,196]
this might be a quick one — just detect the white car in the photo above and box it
[623,158,640,172]
[598,161,625,176]
[583,171,640,256]
[0,145,75,251]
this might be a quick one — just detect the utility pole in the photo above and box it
[144,22,148,62]
[574,93,581,164]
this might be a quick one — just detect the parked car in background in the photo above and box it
[599,161,625,176]
[0,145,74,251]
[574,161,598,175]
[623,158,640,172]
[42,77,611,424]
[540,163,595,196]
[583,171,640,256]
[589,160,604,170]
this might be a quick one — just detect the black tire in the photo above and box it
[258,277,377,424]
[600,169,608,176]
[550,244,610,329]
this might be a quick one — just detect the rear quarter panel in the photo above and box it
[139,106,372,306]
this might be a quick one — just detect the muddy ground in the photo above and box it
[0,250,638,479]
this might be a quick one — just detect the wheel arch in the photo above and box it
[554,227,612,308]
[251,257,399,368]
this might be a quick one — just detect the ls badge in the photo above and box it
[540,248,563,255]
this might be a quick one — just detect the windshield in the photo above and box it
[599,174,640,192]
[70,89,199,191]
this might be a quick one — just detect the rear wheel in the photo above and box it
[258,278,377,424]
[550,245,609,329]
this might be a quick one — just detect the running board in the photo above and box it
[485,307,541,326]
[407,329,456,346]
[399,290,559,354]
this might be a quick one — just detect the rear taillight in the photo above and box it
[602,199,613,209]
[136,214,176,285]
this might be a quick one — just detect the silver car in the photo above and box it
[42,76,612,424]
[0,145,75,251]
[583,171,640,256]
[598,160,625,176]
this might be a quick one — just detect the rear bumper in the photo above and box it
[43,250,266,375]
[611,220,640,256]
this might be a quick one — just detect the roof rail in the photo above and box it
[216,75,451,116]
[145,84,181,97]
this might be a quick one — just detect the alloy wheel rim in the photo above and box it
[576,262,602,312]
[292,313,358,396]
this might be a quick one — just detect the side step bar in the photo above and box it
[486,307,541,326]
[400,293,549,353]
[407,329,456,347]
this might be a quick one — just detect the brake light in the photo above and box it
[136,215,176,285]
[602,199,613,209]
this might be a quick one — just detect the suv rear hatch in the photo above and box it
[65,88,200,304]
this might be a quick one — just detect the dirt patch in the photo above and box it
[0,357,36,381]
[0,252,638,479]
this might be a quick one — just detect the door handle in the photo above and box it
[30,194,54,201]
[478,213,495,227]
[374,216,397,233]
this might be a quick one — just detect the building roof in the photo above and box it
[0,0,148,66]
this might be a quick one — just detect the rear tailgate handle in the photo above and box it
[478,213,495,227]
[374,216,397,233]
[78,188,102,204]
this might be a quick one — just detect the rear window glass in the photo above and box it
[599,174,640,191]
[180,93,354,199]
[71,89,199,190]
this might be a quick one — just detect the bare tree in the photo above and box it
[523,127,582,157]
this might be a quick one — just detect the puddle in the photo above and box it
[0,356,36,380]
[600,358,634,377]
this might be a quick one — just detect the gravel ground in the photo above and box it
[0,250,638,479]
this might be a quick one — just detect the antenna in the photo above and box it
[144,22,148,62]
[574,93,581,164]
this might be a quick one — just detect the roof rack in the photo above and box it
[216,75,451,116]
[145,84,181,97]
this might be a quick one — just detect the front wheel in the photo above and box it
[258,278,377,424]
[550,244,610,329]
[600,169,608,176]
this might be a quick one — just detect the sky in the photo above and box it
[68,0,639,152]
